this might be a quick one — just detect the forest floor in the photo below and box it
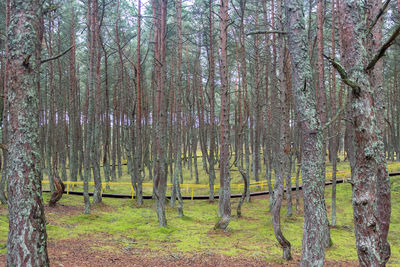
[1,176,400,266]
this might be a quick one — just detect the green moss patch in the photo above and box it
[0,177,399,266]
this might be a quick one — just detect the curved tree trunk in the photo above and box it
[49,172,65,207]
[272,172,292,260]
[236,163,248,218]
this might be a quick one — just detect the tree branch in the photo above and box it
[323,54,360,91]
[366,23,400,72]
[366,0,391,36]
[140,29,153,66]
[246,29,286,36]
[41,45,73,64]
[43,4,60,15]
[323,96,347,131]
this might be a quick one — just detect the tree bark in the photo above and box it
[337,1,391,265]
[170,0,184,217]
[6,0,49,265]
[153,0,168,227]
[285,1,330,265]
[215,0,231,231]
[92,0,102,204]
[133,0,144,205]
[207,0,217,201]
[238,0,250,201]
[329,0,338,227]
[272,1,292,255]
[0,0,10,205]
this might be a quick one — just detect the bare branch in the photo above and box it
[43,4,60,15]
[41,45,73,64]
[323,54,360,91]
[140,29,153,66]
[366,23,400,71]
[366,0,391,36]
[323,95,347,131]
[246,30,286,36]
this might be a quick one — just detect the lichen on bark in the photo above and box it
[6,0,49,266]
[285,0,330,265]
[337,1,391,265]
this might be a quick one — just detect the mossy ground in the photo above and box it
[1,175,399,265]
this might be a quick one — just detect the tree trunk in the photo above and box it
[92,0,102,204]
[253,13,261,183]
[316,0,331,247]
[69,0,79,183]
[6,0,49,265]
[338,1,391,265]
[153,0,168,227]
[286,1,330,265]
[329,0,338,227]
[170,0,184,217]
[49,171,65,207]
[0,1,9,205]
[273,1,292,255]
[133,0,144,205]
[215,0,231,231]
[239,0,251,201]
[207,0,216,201]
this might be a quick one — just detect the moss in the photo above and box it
[1,174,400,263]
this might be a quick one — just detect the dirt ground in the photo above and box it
[0,237,358,267]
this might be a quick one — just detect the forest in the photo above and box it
[0,0,400,266]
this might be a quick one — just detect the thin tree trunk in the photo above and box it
[134,0,143,205]
[272,2,292,255]
[92,0,102,204]
[69,0,78,183]
[46,13,56,192]
[101,43,111,189]
[207,0,216,201]
[215,0,231,231]
[239,0,251,201]
[253,13,261,183]
[330,0,338,227]
[0,1,9,205]
[153,0,168,227]
[170,0,184,217]
[316,0,331,247]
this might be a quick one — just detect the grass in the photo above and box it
[1,176,400,265]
